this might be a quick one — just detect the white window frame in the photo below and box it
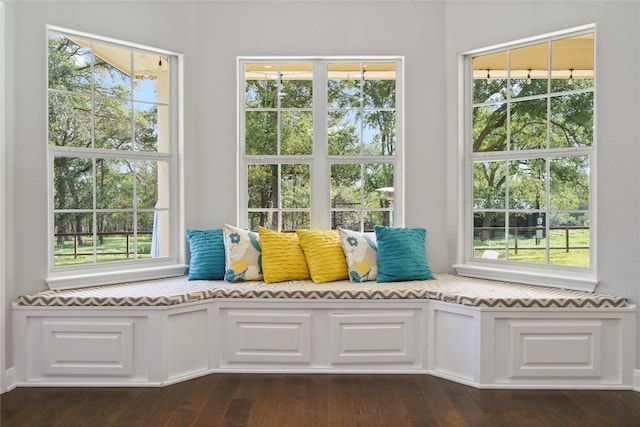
[46,27,185,290]
[237,57,403,231]
[454,25,597,292]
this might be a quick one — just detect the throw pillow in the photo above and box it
[258,227,310,283]
[338,228,378,282]
[297,230,349,284]
[185,229,225,280]
[374,225,435,282]
[222,224,263,282]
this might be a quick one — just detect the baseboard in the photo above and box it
[633,369,640,392]
[1,366,16,393]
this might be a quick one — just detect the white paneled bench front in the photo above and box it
[12,274,636,389]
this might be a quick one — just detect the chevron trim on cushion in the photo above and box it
[14,274,628,309]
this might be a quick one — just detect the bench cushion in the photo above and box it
[13,274,628,309]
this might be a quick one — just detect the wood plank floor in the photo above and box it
[2,374,640,426]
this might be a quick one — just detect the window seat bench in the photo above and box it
[12,274,636,389]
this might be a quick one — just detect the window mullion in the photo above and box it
[311,60,328,229]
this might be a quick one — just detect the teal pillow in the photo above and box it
[185,229,225,280]
[374,225,434,282]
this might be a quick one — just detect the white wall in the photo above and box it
[444,0,640,366]
[3,0,639,383]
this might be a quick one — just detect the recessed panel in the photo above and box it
[42,320,134,376]
[330,311,417,365]
[225,311,312,363]
[509,321,602,378]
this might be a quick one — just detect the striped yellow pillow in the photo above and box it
[297,230,349,284]
[258,227,310,284]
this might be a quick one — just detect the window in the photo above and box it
[457,28,595,290]
[240,58,401,231]
[47,28,183,288]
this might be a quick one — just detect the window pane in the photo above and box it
[152,209,170,258]
[245,111,277,155]
[548,212,589,267]
[366,211,391,229]
[49,93,92,148]
[509,158,546,210]
[363,111,395,155]
[472,104,507,152]
[472,51,507,104]
[550,93,593,148]
[136,212,154,258]
[328,63,361,108]
[95,98,132,150]
[54,157,94,210]
[281,164,310,208]
[54,212,94,266]
[94,54,132,99]
[473,161,506,209]
[133,50,168,104]
[280,63,312,108]
[510,99,547,151]
[331,210,361,231]
[248,211,278,231]
[96,159,134,209]
[551,34,594,92]
[363,64,396,108]
[96,212,133,263]
[510,42,548,98]
[550,156,589,210]
[364,163,394,209]
[48,34,92,93]
[245,64,278,108]
[136,160,165,209]
[328,110,361,155]
[248,164,278,209]
[331,163,362,205]
[133,78,157,103]
[508,214,546,265]
[473,211,505,259]
[282,212,310,231]
[281,111,313,155]
[135,103,168,152]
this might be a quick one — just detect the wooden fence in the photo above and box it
[54,231,153,259]
[474,226,589,254]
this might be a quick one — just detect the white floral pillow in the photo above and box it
[222,224,263,282]
[338,228,378,282]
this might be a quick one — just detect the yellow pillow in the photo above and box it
[296,230,349,284]
[258,227,310,283]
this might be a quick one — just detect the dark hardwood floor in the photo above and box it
[2,374,640,426]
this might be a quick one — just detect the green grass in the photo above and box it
[474,228,590,267]
[54,235,153,267]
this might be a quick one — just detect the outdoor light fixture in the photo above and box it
[526,69,532,84]
[486,69,491,82]
[568,68,574,85]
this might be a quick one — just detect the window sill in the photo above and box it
[452,262,598,293]
[46,264,188,290]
